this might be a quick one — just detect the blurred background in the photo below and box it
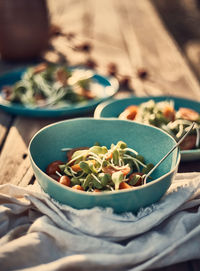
[154,0,200,82]
[0,0,200,87]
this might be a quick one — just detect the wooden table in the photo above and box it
[0,0,200,270]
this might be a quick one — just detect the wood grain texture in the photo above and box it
[0,111,12,146]
[116,0,200,98]
[0,117,58,185]
[47,0,200,99]
[153,0,200,82]
[0,1,200,270]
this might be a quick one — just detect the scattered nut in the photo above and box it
[85,58,97,69]
[137,68,148,80]
[107,62,118,76]
[74,42,92,53]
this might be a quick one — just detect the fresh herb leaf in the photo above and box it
[111,171,124,190]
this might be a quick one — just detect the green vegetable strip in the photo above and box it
[123,154,147,167]
[67,153,87,165]
[58,141,153,191]
[124,148,138,155]
[91,173,101,184]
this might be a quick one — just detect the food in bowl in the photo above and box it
[46,141,154,192]
[29,118,180,213]
[1,63,101,108]
[119,99,200,150]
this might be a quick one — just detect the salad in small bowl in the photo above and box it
[29,118,180,213]
[46,140,155,192]
[0,63,118,117]
[94,96,200,161]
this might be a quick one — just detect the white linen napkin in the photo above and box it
[0,172,200,271]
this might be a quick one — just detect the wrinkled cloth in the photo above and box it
[0,172,200,271]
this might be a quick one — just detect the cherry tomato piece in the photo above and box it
[46,160,64,175]
[128,172,144,186]
[59,175,71,186]
[163,106,175,121]
[121,166,131,176]
[48,173,60,181]
[102,165,130,176]
[177,108,199,121]
[72,185,84,191]
[179,135,197,150]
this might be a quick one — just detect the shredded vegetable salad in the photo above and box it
[46,141,154,192]
[1,63,100,108]
[119,100,200,150]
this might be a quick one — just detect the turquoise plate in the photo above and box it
[94,96,200,161]
[0,67,118,117]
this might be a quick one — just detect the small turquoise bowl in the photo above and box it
[94,96,200,161]
[29,118,180,213]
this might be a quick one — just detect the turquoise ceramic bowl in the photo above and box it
[29,118,180,213]
[94,96,200,161]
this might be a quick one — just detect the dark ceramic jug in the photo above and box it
[0,0,50,61]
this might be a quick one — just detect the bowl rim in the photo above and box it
[94,95,200,119]
[94,96,200,158]
[28,117,181,196]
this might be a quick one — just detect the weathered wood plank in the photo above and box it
[183,41,200,80]
[46,0,136,93]
[10,156,32,186]
[47,0,200,100]
[18,166,35,187]
[116,0,200,99]
[0,111,12,147]
[153,0,200,81]
[0,117,59,185]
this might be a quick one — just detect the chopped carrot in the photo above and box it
[119,181,132,189]
[121,166,131,176]
[105,151,113,160]
[119,105,138,120]
[33,62,47,74]
[93,189,101,192]
[72,185,84,191]
[163,105,175,121]
[71,163,82,172]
